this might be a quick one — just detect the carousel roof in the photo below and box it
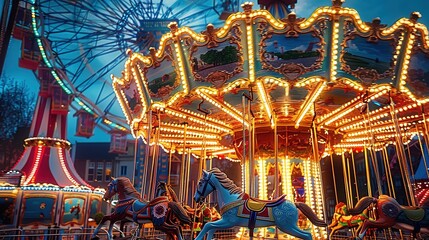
[112,1,429,159]
[8,97,92,189]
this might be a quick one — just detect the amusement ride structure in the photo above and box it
[0,0,238,237]
[112,0,429,238]
[1,0,429,239]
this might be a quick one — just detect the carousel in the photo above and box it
[0,79,106,236]
[111,0,429,239]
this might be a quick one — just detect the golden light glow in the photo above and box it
[24,146,43,185]
[256,81,274,127]
[196,88,249,127]
[58,148,79,186]
[295,80,326,128]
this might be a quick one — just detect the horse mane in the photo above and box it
[209,168,242,195]
[117,177,141,199]
[167,184,180,202]
[348,196,377,215]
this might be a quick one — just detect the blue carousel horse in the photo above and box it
[91,177,192,240]
[193,168,327,240]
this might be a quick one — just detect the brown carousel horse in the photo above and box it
[328,202,371,239]
[348,195,429,239]
[155,181,221,231]
[91,177,192,240]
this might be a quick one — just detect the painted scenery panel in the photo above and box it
[62,197,85,225]
[124,79,143,118]
[191,41,242,88]
[342,36,394,83]
[89,198,101,219]
[0,197,15,225]
[146,60,180,101]
[406,51,429,99]
[21,197,55,225]
[261,33,322,80]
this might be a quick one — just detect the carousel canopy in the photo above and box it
[112,1,429,160]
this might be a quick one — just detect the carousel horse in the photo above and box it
[91,177,192,240]
[155,181,220,229]
[328,202,371,239]
[193,168,327,240]
[348,195,429,239]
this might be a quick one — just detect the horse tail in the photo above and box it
[295,202,327,227]
[348,196,377,215]
[168,202,192,225]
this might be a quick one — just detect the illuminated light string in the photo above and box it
[23,146,43,185]
[256,81,274,127]
[346,117,421,137]
[196,89,249,127]
[222,79,248,93]
[336,102,420,130]
[319,89,389,126]
[25,137,71,148]
[22,183,60,191]
[30,2,98,117]
[295,80,326,128]
[58,148,80,186]
[140,123,222,141]
[339,109,420,132]
[299,7,370,32]
[162,108,232,133]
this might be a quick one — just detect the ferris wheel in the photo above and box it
[14,0,237,142]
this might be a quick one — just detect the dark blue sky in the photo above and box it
[3,0,429,143]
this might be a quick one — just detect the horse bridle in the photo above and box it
[108,179,118,195]
[196,172,215,200]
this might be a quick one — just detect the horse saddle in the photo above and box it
[132,196,169,221]
[132,199,150,216]
[402,207,425,222]
[244,194,286,212]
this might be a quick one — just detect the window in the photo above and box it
[170,162,180,186]
[120,166,127,176]
[96,162,103,181]
[105,162,112,181]
[88,162,95,181]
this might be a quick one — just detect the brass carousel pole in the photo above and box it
[381,147,393,197]
[168,144,174,185]
[383,147,396,198]
[415,125,429,178]
[310,109,327,235]
[330,152,339,204]
[141,109,152,199]
[341,150,352,207]
[362,115,373,197]
[132,137,138,185]
[242,95,248,193]
[148,126,159,199]
[249,102,255,197]
[179,123,188,203]
[365,102,383,195]
[198,102,209,202]
[244,89,255,196]
[351,151,359,200]
[346,153,354,206]
[149,112,161,199]
[185,148,191,204]
[406,137,416,183]
[421,105,429,144]
[390,98,416,206]
[274,113,279,199]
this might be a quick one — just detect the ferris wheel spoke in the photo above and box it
[77,53,126,92]
[35,0,227,133]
